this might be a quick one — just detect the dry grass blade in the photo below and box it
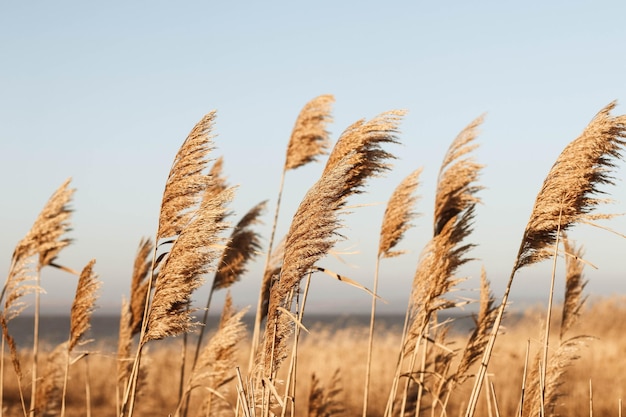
[514,101,626,271]
[69,259,100,351]
[157,111,216,240]
[560,235,587,339]
[308,370,345,417]
[379,168,422,258]
[284,94,335,171]
[213,200,267,290]
[144,187,234,342]
[313,267,378,298]
[434,116,484,236]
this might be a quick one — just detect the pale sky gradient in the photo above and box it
[1,1,626,315]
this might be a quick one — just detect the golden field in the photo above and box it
[1,299,625,417]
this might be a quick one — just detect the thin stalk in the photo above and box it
[28,270,41,417]
[280,271,312,417]
[464,268,515,417]
[192,287,216,368]
[519,339,530,417]
[61,349,71,417]
[120,244,159,417]
[490,380,501,417]
[540,216,563,412]
[414,325,430,417]
[384,307,417,417]
[178,326,188,412]
[182,286,217,417]
[1,334,4,417]
[399,320,429,417]
[589,379,593,417]
[485,374,493,417]
[250,169,286,372]
[538,358,545,417]
[363,255,382,417]
[85,356,92,417]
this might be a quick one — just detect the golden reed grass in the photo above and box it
[465,101,626,417]
[2,98,626,417]
[250,94,335,372]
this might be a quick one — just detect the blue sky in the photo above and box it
[1,1,626,316]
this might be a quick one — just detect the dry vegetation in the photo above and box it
[1,96,626,417]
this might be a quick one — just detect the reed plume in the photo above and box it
[514,102,626,270]
[129,238,154,337]
[323,110,404,192]
[68,259,100,351]
[378,168,423,259]
[143,186,233,342]
[11,178,75,273]
[156,112,216,241]
[122,111,223,417]
[465,101,626,417]
[261,157,353,377]
[117,238,153,403]
[523,335,591,417]
[261,110,404,378]
[251,95,334,370]
[3,179,76,417]
[208,156,229,196]
[284,94,335,171]
[60,259,100,416]
[560,235,587,339]
[213,201,267,291]
[433,116,484,235]
[364,168,421,417]
[407,115,483,341]
[186,200,266,416]
[387,116,483,417]
[180,293,247,417]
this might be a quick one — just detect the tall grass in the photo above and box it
[1,98,625,417]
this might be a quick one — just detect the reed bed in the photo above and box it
[1,97,625,417]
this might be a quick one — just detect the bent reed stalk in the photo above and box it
[465,101,626,417]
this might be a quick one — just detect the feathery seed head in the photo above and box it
[285,94,335,171]
[515,101,626,271]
